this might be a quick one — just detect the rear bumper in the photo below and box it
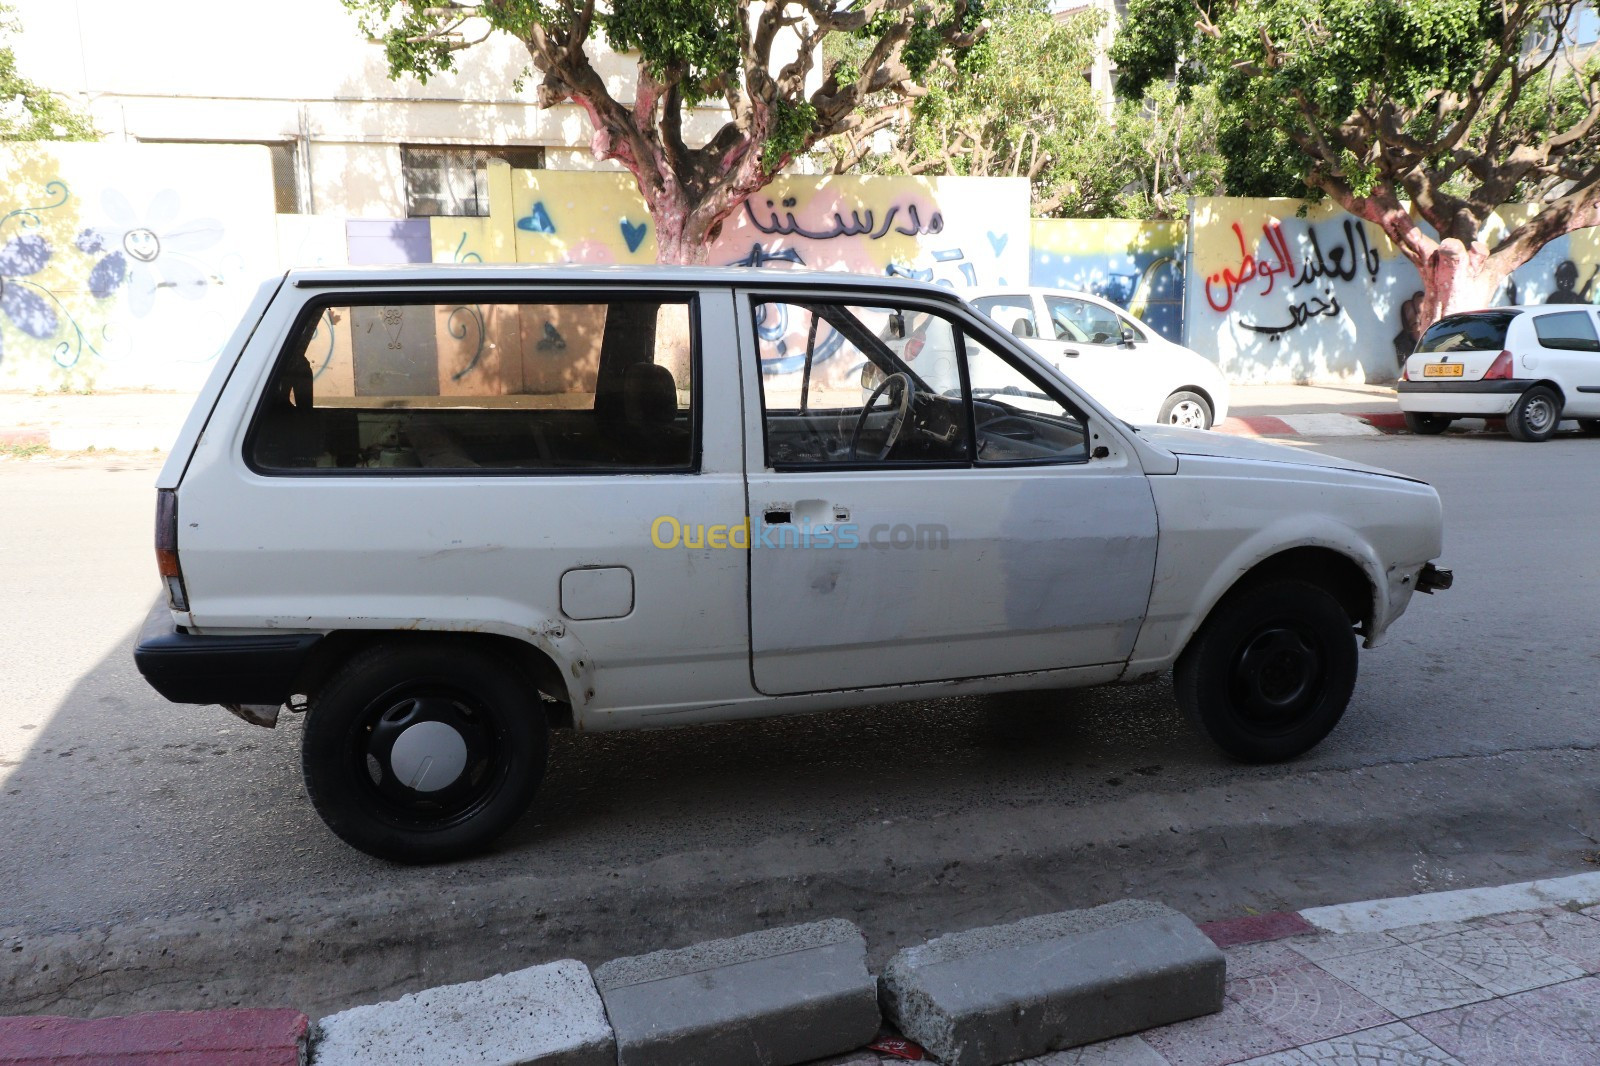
[133,599,322,705]
[1397,379,1528,416]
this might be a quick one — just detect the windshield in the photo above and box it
[1416,311,1516,354]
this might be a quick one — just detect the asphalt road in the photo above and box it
[3,431,1599,1017]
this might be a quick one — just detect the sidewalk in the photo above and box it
[5,871,1599,1065]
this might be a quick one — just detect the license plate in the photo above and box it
[1423,363,1464,377]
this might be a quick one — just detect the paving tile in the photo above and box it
[1141,997,1292,1066]
[1501,910,1600,973]
[1382,921,1479,945]
[1226,940,1314,979]
[1290,1022,1464,1065]
[1202,913,1317,949]
[1313,946,1494,1018]
[1501,976,1600,1055]
[1408,997,1593,1066]
[1233,1052,1313,1066]
[1410,924,1586,995]
[1228,963,1394,1044]
[1014,1035,1169,1064]
[1284,932,1398,963]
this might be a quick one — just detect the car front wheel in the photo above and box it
[1506,385,1561,442]
[1402,412,1453,435]
[1159,391,1214,430]
[302,642,547,863]
[1174,579,1358,763]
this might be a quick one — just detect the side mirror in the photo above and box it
[860,362,886,392]
[1120,326,1139,348]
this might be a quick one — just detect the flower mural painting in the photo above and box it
[82,189,225,317]
[0,233,60,365]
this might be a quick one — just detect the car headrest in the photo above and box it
[623,362,677,425]
[1011,317,1037,338]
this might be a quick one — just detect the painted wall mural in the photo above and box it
[499,170,1031,289]
[1029,219,1186,343]
[1185,197,1427,384]
[0,143,279,391]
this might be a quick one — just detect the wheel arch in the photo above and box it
[292,630,575,729]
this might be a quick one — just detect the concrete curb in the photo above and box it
[0,1009,307,1065]
[880,901,1224,1066]
[10,878,1600,1064]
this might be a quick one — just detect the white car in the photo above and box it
[966,287,1230,430]
[1398,305,1600,441]
[134,266,1448,862]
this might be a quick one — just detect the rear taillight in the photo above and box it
[1485,350,1514,380]
[1400,362,1410,381]
[155,489,189,611]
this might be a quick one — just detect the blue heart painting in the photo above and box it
[517,202,556,234]
[987,231,1009,256]
[620,218,649,253]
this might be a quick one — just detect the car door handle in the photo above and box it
[1062,349,1080,358]
[763,508,791,525]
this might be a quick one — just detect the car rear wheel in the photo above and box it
[1174,579,1358,763]
[302,642,547,863]
[1159,391,1214,430]
[1402,412,1453,435]
[1506,385,1561,442]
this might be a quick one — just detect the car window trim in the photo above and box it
[242,287,706,478]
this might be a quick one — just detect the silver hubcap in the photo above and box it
[389,720,469,792]
[1168,400,1207,429]
[1525,397,1555,432]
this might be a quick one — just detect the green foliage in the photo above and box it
[601,0,741,105]
[1111,0,1593,215]
[762,98,817,170]
[832,1,1221,219]
[0,5,95,141]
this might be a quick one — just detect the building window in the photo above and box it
[137,139,303,213]
[402,146,545,218]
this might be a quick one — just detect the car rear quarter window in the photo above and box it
[248,296,696,473]
[1416,311,1516,354]
[1532,310,1600,351]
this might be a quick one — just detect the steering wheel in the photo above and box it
[849,371,915,461]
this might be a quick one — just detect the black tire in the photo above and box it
[1159,390,1214,430]
[1402,412,1453,435]
[1506,385,1561,442]
[1174,579,1358,763]
[302,642,547,863]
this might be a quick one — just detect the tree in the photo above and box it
[0,4,96,141]
[348,0,986,263]
[823,1,1223,219]
[1113,0,1600,325]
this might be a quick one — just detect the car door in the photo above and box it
[1024,294,1149,420]
[1530,309,1600,417]
[736,289,1160,696]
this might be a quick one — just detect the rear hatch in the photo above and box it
[1404,310,1519,382]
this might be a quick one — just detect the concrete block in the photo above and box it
[593,918,880,1066]
[880,900,1224,1066]
[311,959,613,1066]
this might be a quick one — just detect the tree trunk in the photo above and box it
[1414,238,1506,331]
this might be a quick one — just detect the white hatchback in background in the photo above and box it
[966,287,1231,430]
[1398,306,1600,441]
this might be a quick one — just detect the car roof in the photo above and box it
[286,264,966,303]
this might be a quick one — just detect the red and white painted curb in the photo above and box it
[0,1009,307,1066]
[1218,412,1405,438]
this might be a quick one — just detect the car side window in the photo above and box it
[248,297,696,472]
[1532,310,1600,352]
[962,330,1090,465]
[1043,296,1120,345]
[971,296,1039,339]
[751,300,971,467]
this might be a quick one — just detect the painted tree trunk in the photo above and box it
[650,202,715,266]
[1414,238,1506,332]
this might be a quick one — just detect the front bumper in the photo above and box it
[133,599,322,706]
